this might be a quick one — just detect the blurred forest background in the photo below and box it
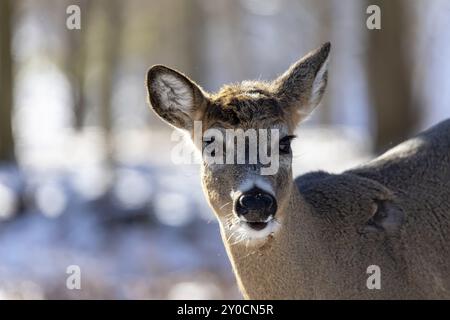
[0,0,449,299]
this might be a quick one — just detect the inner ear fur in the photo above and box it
[146,65,208,131]
[272,42,331,125]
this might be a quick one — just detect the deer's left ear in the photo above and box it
[273,42,330,124]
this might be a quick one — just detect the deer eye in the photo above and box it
[203,136,214,147]
[203,136,216,157]
[279,135,295,154]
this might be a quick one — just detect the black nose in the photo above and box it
[235,188,277,221]
[239,193,274,211]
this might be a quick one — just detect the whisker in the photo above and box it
[224,216,239,230]
[230,233,247,246]
[220,202,231,210]
[226,229,240,242]
[239,248,257,260]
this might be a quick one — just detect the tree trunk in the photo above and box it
[0,0,15,162]
[97,0,122,162]
[66,0,91,130]
[183,0,206,82]
[367,0,419,153]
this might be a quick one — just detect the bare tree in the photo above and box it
[0,0,15,163]
[96,0,122,162]
[366,0,419,152]
[65,0,91,130]
[183,0,206,83]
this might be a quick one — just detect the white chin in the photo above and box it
[239,219,280,241]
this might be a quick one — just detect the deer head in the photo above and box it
[146,43,330,243]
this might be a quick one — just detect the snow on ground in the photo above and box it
[0,126,372,299]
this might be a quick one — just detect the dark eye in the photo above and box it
[203,136,216,157]
[279,135,295,154]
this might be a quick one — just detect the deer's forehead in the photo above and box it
[203,95,286,129]
[202,118,289,137]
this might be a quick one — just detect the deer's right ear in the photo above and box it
[146,65,208,130]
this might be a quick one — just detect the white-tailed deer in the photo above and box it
[146,43,450,299]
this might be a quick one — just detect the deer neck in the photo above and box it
[220,181,318,299]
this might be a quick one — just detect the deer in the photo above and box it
[146,42,450,299]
